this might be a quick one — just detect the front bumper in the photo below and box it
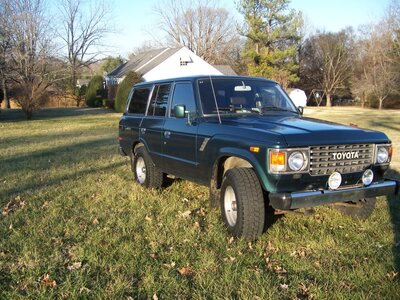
[269,180,399,210]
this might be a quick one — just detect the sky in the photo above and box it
[107,0,391,58]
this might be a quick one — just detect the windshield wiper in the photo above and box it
[261,106,297,114]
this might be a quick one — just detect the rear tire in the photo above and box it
[131,146,164,188]
[334,197,376,220]
[220,168,265,240]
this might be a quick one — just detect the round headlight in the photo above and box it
[377,147,389,164]
[328,172,342,190]
[362,169,374,186]
[288,151,305,171]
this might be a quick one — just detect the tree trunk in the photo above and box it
[361,92,365,108]
[379,97,384,110]
[23,107,33,120]
[1,77,10,109]
[70,67,80,107]
[326,93,332,107]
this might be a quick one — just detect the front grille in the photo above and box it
[310,144,374,176]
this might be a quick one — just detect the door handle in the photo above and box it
[140,128,146,134]
[164,131,171,138]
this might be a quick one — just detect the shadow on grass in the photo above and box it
[0,107,116,122]
[1,130,108,150]
[0,136,122,203]
[369,120,400,132]
[2,160,125,202]
[386,168,400,274]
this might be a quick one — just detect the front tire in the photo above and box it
[131,146,164,188]
[220,168,265,240]
[333,197,376,220]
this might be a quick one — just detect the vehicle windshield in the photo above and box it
[198,78,297,116]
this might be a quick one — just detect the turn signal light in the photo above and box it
[270,151,286,172]
[250,146,260,153]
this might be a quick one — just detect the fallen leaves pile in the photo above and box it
[2,195,25,216]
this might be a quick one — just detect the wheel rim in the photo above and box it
[136,157,146,184]
[224,186,237,226]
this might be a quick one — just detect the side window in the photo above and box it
[128,87,150,114]
[170,83,196,117]
[148,84,171,116]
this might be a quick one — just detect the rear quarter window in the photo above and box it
[128,87,151,114]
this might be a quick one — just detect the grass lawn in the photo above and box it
[0,107,399,299]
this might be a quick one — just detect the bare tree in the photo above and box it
[6,0,64,119]
[301,29,354,107]
[129,41,161,58]
[154,0,239,64]
[0,0,12,109]
[58,0,110,106]
[363,24,397,109]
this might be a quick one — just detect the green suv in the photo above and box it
[118,76,398,240]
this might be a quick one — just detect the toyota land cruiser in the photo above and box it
[118,76,398,240]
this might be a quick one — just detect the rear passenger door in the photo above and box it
[162,82,198,178]
[140,83,171,167]
[120,86,151,154]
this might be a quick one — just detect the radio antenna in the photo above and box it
[209,75,221,124]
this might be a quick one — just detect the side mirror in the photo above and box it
[173,105,186,118]
[297,106,304,116]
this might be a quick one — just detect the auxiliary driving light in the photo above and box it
[328,172,342,190]
[362,169,374,186]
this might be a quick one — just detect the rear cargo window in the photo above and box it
[128,87,151,114]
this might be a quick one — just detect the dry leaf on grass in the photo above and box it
[196,207,206,216]
[297,283,315,299]
[163,261,176,269]
[179,210,192,218]
[265,257,287,277]
[153,294,159,300]
[79,287,91,294]
[386,271,399,280]
[40,274,57,288]
[2,196,25,216]
[279,283,288,291]
[178,266,195,277]
[92,218,99,225]
[67,261,82,271]
[290,246,312,259]
[223,256,236,262]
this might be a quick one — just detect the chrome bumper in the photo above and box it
[269,180,399,210]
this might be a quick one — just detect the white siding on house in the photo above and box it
[143,47,222,81]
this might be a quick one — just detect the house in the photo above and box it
[105,46,236,100]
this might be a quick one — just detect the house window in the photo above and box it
[179,54,192,66]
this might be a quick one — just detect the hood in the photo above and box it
[220,114,389,147]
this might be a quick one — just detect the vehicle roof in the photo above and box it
[133,75,278,87]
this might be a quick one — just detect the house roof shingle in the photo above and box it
[107,47,182,78]
[212,65,237,75]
